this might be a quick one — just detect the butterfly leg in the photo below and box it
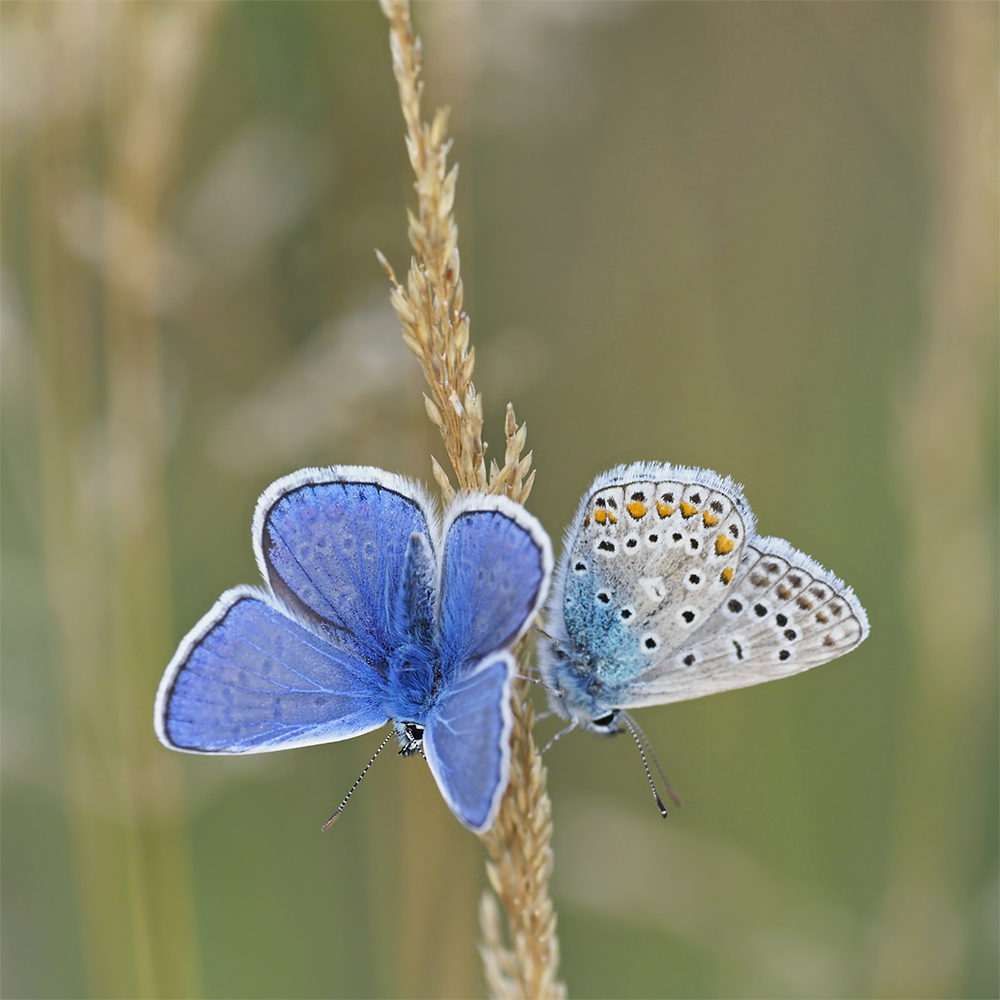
[540,720,578,755]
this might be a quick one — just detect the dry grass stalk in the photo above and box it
[378,2,562,997]
[378,0,533,505]
[480,659,566,1000]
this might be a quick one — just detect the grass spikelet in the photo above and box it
[379,2,562,996]
[480,666,565,1000]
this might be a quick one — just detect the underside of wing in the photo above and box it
[556,466,753,686]
[155,587,389,754]
[613,536,869,707]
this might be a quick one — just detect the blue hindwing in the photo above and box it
[423,652,514,833]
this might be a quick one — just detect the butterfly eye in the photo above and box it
[399,722,425,755]
[591,711,618,731]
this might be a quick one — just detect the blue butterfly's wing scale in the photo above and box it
[423,651,514,834]
[155,587,389,754]
[253,467,436,663]
[437,494,553,672]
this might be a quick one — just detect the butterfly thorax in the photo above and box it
[541,639,625,733]
[386,640,439,723]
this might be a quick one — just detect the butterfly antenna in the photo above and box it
[622,711,682,808]
[322,730,394,832]
[621,714,670,818]
[540,720,577,754]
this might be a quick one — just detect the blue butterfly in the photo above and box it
[539,462,869,745]
[155,466,552,833]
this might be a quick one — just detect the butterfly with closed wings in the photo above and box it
[539,462,869,809]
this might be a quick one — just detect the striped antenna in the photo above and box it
[322,730,395,831]
[621,714,671,818]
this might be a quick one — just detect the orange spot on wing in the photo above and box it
[721,567,734,584]
[703,511,720,527]
[608,512,617,523]
[656,502,672,518]
[583,515,591,527]
[627,501,647,519]
[594,509,607,525]
[715,535,735,555]
[680,502,698,518]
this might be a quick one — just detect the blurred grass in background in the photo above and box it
[1,3,996,998]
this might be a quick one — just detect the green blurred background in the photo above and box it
[2,2,997,997]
